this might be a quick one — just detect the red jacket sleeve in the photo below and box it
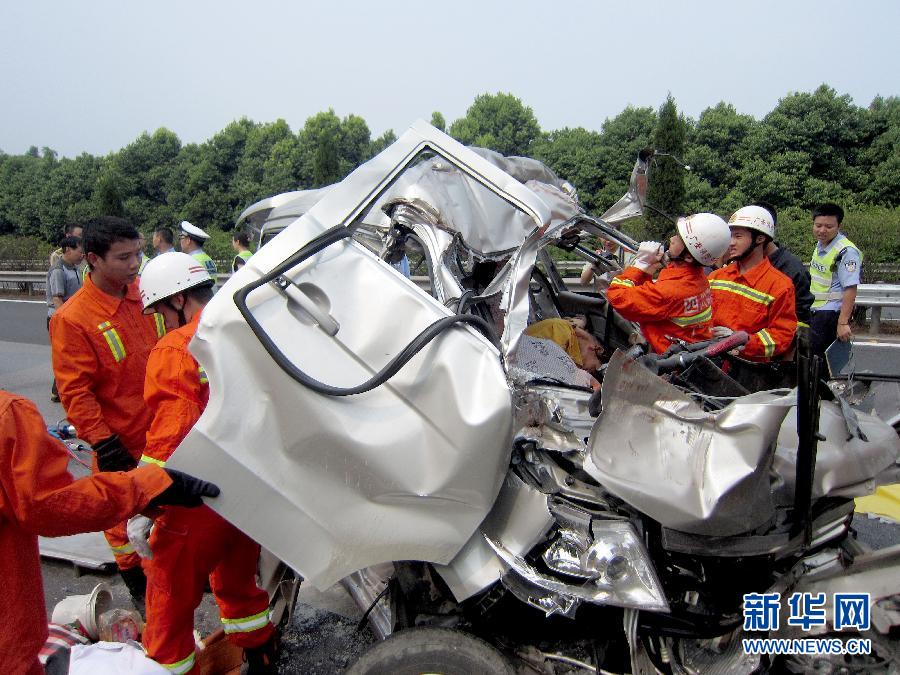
[743,284,798,360]
[0,394,171,537]
[142,345,203,466]
[49,312,111,445]
[607,267,688,322]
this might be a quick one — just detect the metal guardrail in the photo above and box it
[0,270,45,295]
[3,270,898,334]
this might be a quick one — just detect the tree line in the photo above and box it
[0,85,897,276]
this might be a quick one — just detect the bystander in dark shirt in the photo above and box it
[769,243,813,326]
[46,259,82,319]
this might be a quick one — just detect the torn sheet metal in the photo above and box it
[599,153,650,224]
[772,401,900,505]
[469,147,572,191]
[360,154,552,258]
[513,384,594,454]
[584,350,792,537]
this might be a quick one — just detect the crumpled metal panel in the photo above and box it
[432,471,554,602]
[361,158,540,257]
[359,150,581,259]
[168,123,552,590]
[513,385,595,454]
[584,351,792,537]
[599,154,650,224]
[469,147,570,189]
[771,400,900,504]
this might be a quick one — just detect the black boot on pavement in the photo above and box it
[118,566,147,616]
[242,633,279,674]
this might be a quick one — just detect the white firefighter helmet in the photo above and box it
[140,251,212,312]
[179,220,210,241]
[676,213,731,266]
[728,205,775,239]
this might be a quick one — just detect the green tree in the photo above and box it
[646,95,686,239]
[683,102,756,211]
[167,120,256,228]
[108,128,182,230]
[94,172,125,217]
[449,92,541,156]
[531,127,606,212]
[261,135,303,196]
[369,129,397,156]
[593,106,657,211]
[338,114,371,176]
[232,120,295,207]
[0,154,46,236]
[860,96,900,206]
[39,153,102,236]
[744,85,868,201]
[313,137,340,186]
[298,110,343,187]
[736,151,812,207]
[430,111,446,132]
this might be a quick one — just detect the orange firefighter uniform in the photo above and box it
[141,312,273,673]
[49,273,166,569]
[708,258,798,362]
[606,265,713,354]
[0,391,171,675]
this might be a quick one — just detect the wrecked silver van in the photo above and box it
[171,122,900,673]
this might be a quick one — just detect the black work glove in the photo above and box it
[147,468,221,508]
[94,435,138,472]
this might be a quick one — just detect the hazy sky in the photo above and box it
[2,1,897,158]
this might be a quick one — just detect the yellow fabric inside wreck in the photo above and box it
[525,319,583,366]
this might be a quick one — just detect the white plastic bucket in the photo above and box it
[51,582,113,640]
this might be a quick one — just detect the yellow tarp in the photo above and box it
[855,484,900,522]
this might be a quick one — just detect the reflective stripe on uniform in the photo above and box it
[221,609,271,634]
[139,455,166,468]
[198,365,208,385]
[97,322,126,362]
[609,277,634,288]
[757,328,776,358]
[708,280,775,306]
[153,313,166,338]
[670,306,712,327]
[813,291,844,303]
[109,541,136,555]
[809,271,832,287]
[160,652,196,674]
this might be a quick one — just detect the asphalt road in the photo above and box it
[2,297,897,672]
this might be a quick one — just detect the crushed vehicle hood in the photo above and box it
[584,351,900,537]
